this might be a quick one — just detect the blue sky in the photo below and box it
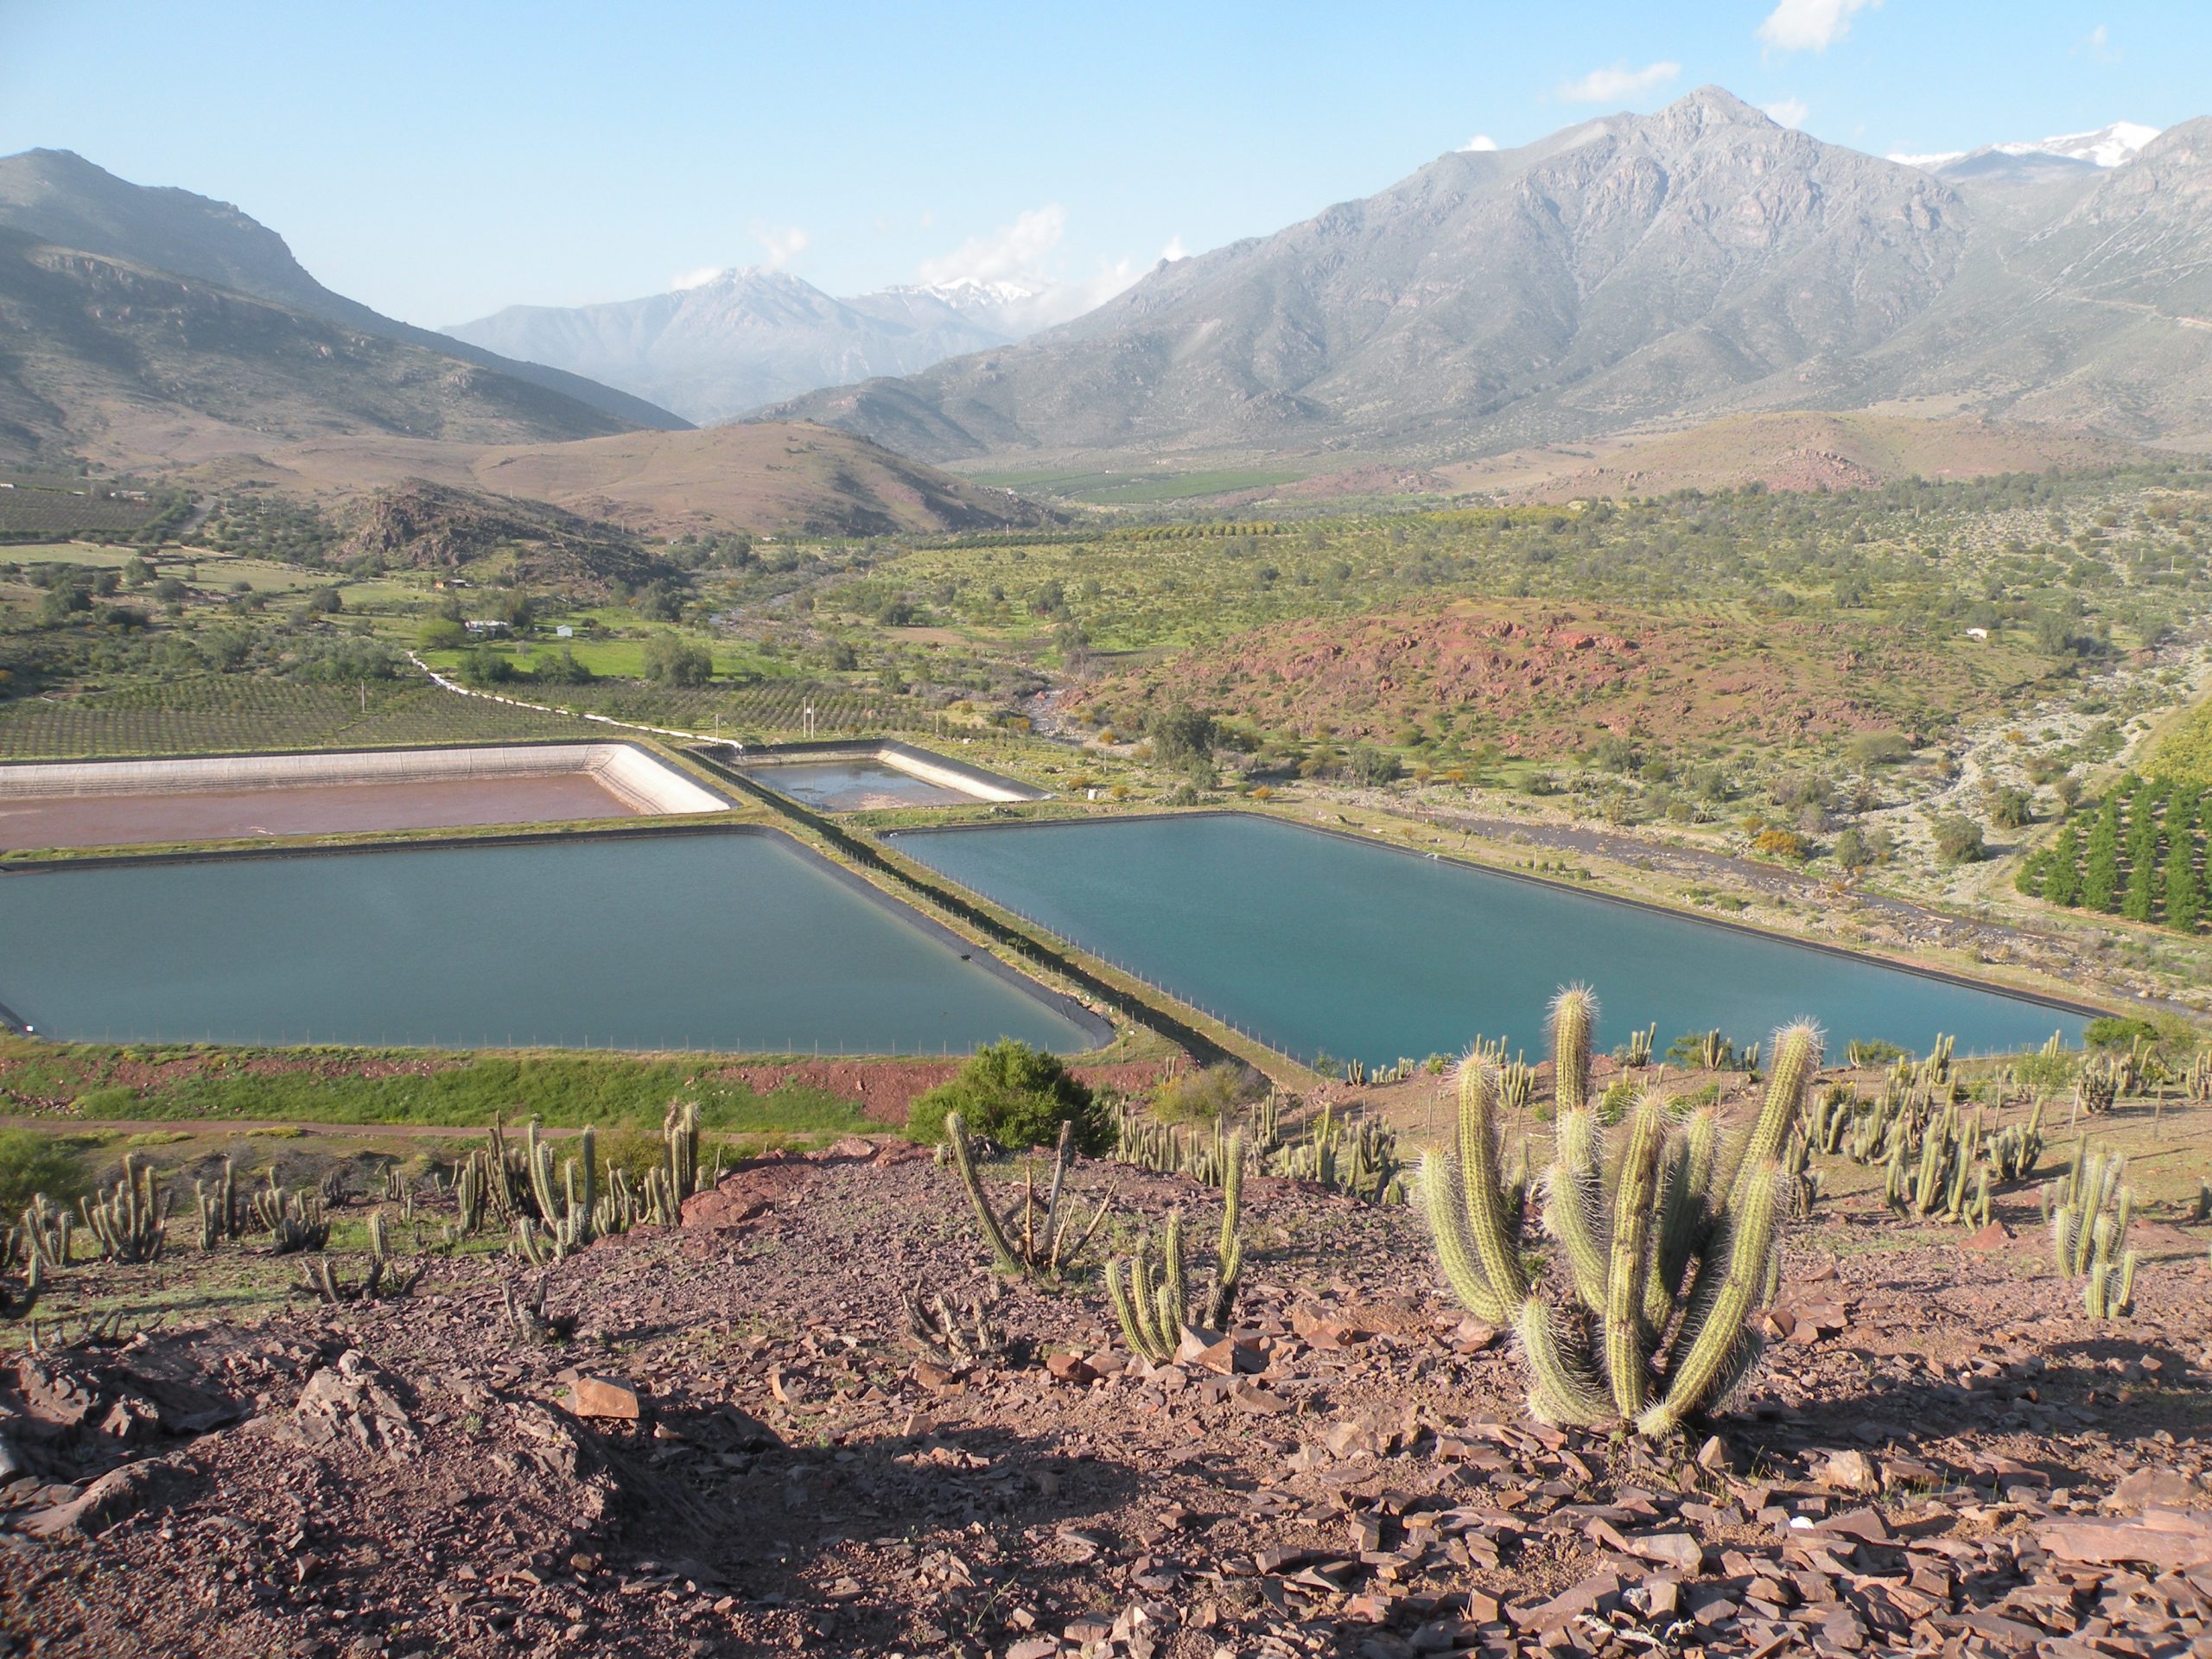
[3,1,2206,327]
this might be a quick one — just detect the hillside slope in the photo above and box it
[0,148,688,451]
[772,90,2212,464]
[186,422,1057,539]
[0,232,644,467]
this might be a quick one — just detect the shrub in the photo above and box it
[1345,745,1402,787]
[1932,816,1986,865]
[1147,703,1216,769]
[1753,828,1813,861]
[457,645,514,686]
[642,632,714,686]
[2084,1016,2158,1052]
[419,617,468,651]
[906,1040,1107,1152]
[1986,786,2034,829]
[0,1129,87,1215]
[1152,1062,1263,1126]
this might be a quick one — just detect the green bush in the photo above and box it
[1151,1061,1262,1126]
[0,1129,88,1215]
[2084,1016,2158,1052]
[906,1040,1106,1151]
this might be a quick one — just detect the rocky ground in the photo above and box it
[3,1124,2210,1659]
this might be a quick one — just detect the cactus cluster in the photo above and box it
[1425,987,1821,1437]
[500,1271,577,1343]
[1623,1023,1656,1069]
[82,1154,168,1263]
[2045,1139,2138,1319]
[3,1195,73,1318]
[2186,1049,2211,1104]
[252,1176,331,1255]
[1110,1092,1400,1204]
[902,1283,1007,1366]
[1806,1067,2044,1230]
[1274,1103,1404,1204]
[1107,1134,1247,1363]
[944,1114,1110,1282]
[297,1252,425,1304]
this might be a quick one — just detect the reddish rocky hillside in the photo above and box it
[1077,600,2045,756]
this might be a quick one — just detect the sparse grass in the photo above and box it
[0,1037,874,1133]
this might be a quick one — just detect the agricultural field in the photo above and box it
[0,480,188,543]
[0,674,598,759]
[965,466,1310,505]
[2016,772,2207,935]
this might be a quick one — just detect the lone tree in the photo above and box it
[1147,703,1217,772]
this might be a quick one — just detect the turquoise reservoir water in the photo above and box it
[893,814,2088,1065]
[0,831,1099,1053]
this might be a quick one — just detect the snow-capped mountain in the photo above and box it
[1893,120,2161,173]
[890,277,1043,313]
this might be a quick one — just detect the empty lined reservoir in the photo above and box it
[891,813,2091,1064]
[0,743,730,850]
[733,741,1046,812]
[0,830,1104,1053]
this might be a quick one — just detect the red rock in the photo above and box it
[1819,1450,1882,1495]
[1045,1353,1099,1386]
[2039,1511,2212,1573]
[22,1463,166,1538]
[568,1376,643,1421]
[1962,1221,2013,1250]
[1230,1379,1292,1414]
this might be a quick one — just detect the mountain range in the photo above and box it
[442,269,1046,424]
[768,89,2212,466]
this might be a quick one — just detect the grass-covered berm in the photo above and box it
[0,1016,2209,1656]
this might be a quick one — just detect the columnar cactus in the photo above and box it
[1107,1133,1247,1361]
[251,1176,330,1255]
[943,1113,1108,1282]
[1425,1003,1821,1437]
[81,1154,168,1264]
[2048,1141,2137,1318]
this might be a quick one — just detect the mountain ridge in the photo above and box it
[766,88,2212,465]
[0,147,690,448]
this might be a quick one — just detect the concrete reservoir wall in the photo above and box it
[0,744,730,817]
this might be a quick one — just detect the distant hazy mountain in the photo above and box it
[442,269,1032,425]
[0,146,688,465]
[441,270,1093,425]
[770,90,2212,462]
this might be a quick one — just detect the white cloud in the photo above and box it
[1160,235,1189,263]
[918,204,1068,288]
[1762,98,1810,129]
[2078,23,2120,63]
[1757,0,1879,53]
[670,265,726,291]
[1558,60,1681,104]
[753,224,810,271]
[1460,133,1499,151]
